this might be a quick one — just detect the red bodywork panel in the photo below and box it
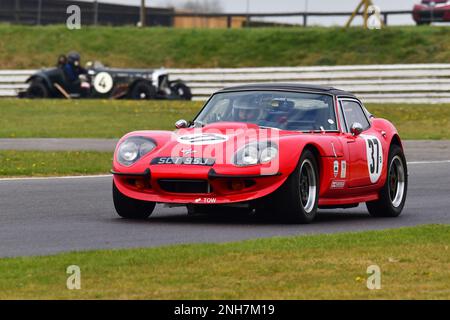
[112,111,402,207]
[413,1,450,23]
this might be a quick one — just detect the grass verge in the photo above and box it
[0,151,112,177]
[0,224,449,299]
[0,99,202,139]
[1,25,450,68]
[0,99,448,139]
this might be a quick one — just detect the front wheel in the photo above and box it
[170,82,192,100]
[129,81,156,100]
[113,181,155,219]
[256,149,319,223]
[366,144,408,217]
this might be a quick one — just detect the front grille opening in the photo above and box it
[124,178,151,190]
[419,10,446,20]
[158,179,211,194]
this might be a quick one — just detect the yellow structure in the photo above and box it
[346,0,384,29]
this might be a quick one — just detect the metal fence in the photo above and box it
[1,64,450,103]
[167,10,413,28]
[0,0,413,27]
[0,0,174,26]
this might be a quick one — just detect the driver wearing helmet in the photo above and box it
[63,51,87,83]
[232,96,262,123]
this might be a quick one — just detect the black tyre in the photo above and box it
[129,81,156,100]
[366,144,408,217]
[113,181,155,219]
[256,149,319,223]
[170,82,192,100]
[26,80,49,98]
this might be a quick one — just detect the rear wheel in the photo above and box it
[366,144,407,217]
[256,149,319,223]
[26,80,49,98]
[129,81,156,100]
[113,181,155,219]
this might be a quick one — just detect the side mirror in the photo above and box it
[350,122,363,136]
[175,119,188,129]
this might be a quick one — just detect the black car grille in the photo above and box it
[158,179,211,194]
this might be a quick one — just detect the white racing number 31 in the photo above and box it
[362,135,383,183]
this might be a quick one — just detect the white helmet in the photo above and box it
[232,96,261,122]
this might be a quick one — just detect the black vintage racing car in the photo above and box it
[20,61,192,100]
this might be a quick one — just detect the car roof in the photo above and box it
[217,83,357,98]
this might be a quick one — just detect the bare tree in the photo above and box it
[181,0,223,13]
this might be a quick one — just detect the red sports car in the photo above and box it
[112,84,408,223]
[413,0,450,25]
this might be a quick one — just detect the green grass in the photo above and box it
[0,99,448,139]
[1,25,450,68]
[0,151,112,177]
[367,103,450,140]
[0,224,448,299]
[0,99,202,139]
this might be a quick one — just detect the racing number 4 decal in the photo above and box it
[93,72,113,93]
[361,135,383,183]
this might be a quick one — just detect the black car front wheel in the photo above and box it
[26,80,49,98]
[113,181,156,219]
[129,81,156,100]
[170,82,192,100]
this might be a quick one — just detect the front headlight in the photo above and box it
[234,142,278,166]
[117,137,156,166]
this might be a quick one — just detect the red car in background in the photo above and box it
[413,0,450,25]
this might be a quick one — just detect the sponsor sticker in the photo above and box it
[331,180,346,189]
[341,160,347,179]
[194,197,217,204]
[333,160,339,178]
[177,133,229,145]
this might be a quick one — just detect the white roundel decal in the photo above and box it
[93,72,113,93]
[361,135,383,183]
[177,133,229,145]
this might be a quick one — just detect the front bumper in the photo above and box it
[413,5,450,22]
[112,166,286,204]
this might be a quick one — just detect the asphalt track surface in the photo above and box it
[0,139,449,159]
[0,142,449,257]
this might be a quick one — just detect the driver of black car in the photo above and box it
[63,51,87,83]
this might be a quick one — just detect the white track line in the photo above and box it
[0,160,449,182]
[407,160,450,165]
[0,174,112,182]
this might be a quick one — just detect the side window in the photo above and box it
[340,100,370,132]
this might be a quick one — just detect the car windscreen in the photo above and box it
[194,90,338,131]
